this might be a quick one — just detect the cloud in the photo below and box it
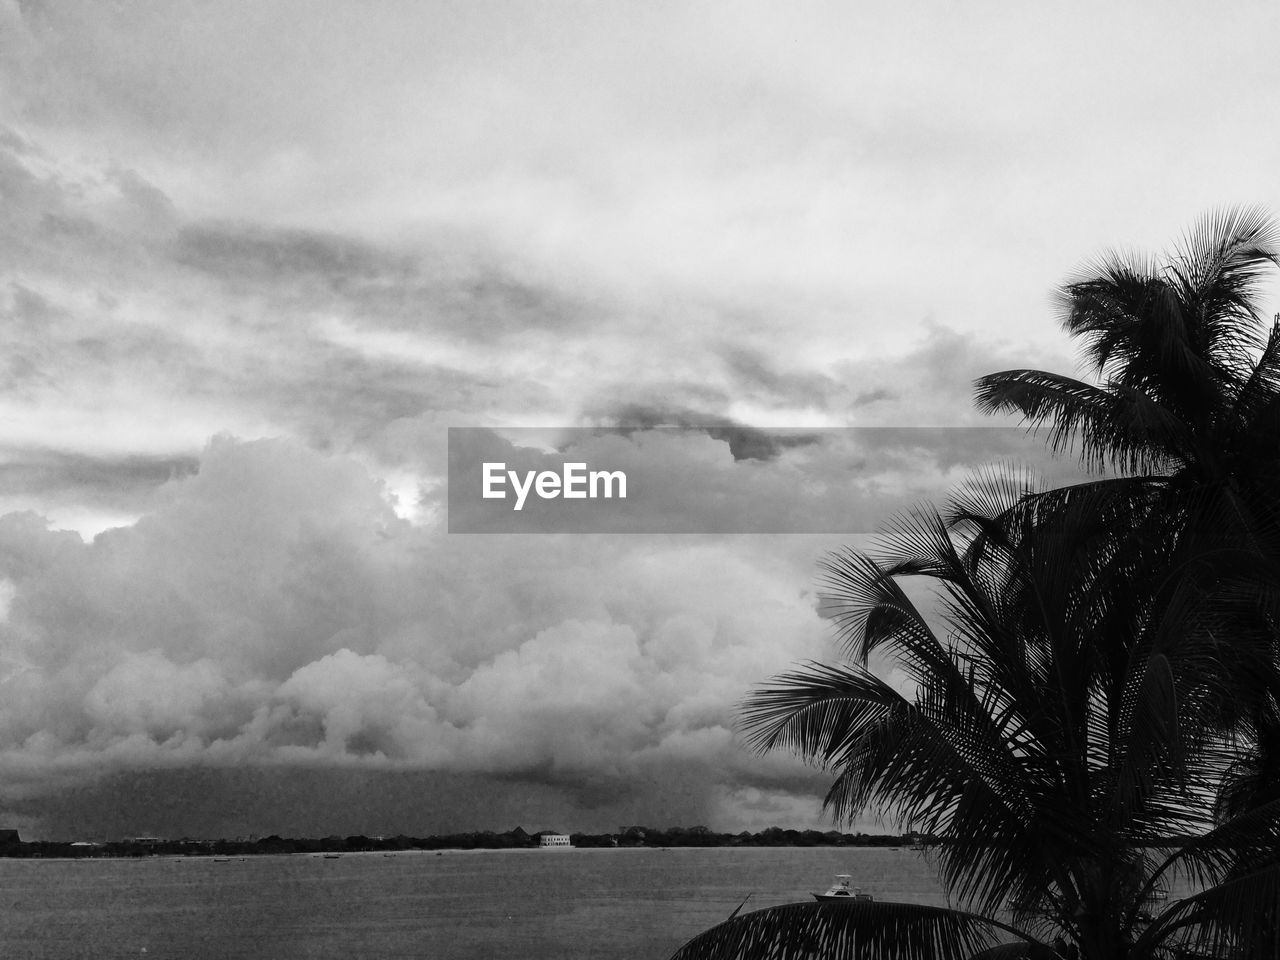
[83,651,253,746]
[0,448,198,506]
[0,122,1091,549]
[0,437,849,836]
[17,0,1277,330]
[5,0,1279,843]
[828,321,1078,427]
[0,132,588,515]
[718,347,848,414]
[588,407,823,462]
[0,430,1087,836]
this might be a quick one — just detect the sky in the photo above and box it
[2,0,1280,841]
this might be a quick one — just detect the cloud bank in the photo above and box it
[0,438,854,836]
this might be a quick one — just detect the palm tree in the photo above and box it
[667,211,1280,959]
[668,475,1280,960]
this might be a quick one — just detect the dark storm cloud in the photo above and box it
[173,221,592,341]
[7,768,608,840]
[174,223,402,283]
[10,764,763,841]
[0,450,199,503]
[594,405,822,462]
[719,346,847,411]
[249,344,492,450]
[853,387,894,407]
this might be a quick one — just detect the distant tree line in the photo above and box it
[0,825,936,858]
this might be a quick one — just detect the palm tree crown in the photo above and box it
[974,208,1280,573]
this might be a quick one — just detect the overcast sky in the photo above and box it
[2,1,1280,840]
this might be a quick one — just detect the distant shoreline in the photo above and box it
[0,826,935,859]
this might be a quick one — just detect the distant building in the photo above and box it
[0,830,19,845]
[539,833,572,848]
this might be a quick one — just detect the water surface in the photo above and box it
[0,846,946,959]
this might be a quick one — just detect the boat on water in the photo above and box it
[813,875,873,902]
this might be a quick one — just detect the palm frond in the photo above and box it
[1145,795,1280,895]
[1172,206,1279,378]
[1136,858,1280,960]
[973,370,1191,473]
[818,546,944,665]
[1224,306,1280,431]
[738,662,910,764]
[666,900,1030,960]
[1054,253,1179,387]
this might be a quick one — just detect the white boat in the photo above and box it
[813,875,873,902]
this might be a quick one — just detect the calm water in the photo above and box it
[0,847,946,959]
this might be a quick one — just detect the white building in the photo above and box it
[539,833,572,848]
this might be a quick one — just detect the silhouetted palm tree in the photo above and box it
[976,208,1280,922]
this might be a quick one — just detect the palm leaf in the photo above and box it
[1144,794,1280,895]
[666,900,1030,960]
[1136,859,1280,959]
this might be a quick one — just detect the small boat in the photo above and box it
[322,853,341,860]
[814,875,873,902]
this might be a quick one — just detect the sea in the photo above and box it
[0,846,948,959]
